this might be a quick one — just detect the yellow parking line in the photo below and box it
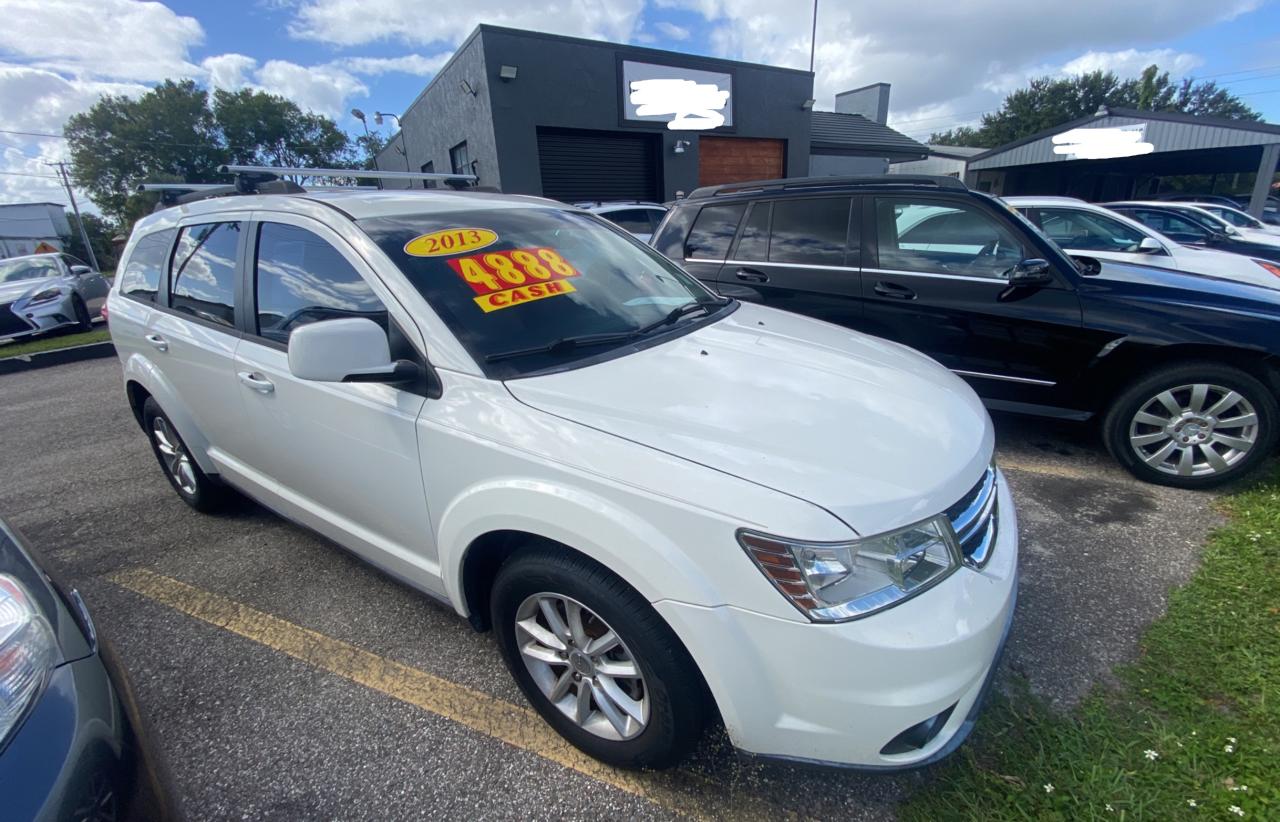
[109,568,802,822]
[997,456,1109,482]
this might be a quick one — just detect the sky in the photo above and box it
[2,0,1279,215]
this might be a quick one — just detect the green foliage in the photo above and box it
[0,328,112,359]
[65,81,357,227]
[355,132,389,170]
[901,470,1280,820]
[62,212,122,269]
[931,66,1262,148]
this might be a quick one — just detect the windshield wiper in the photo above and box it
[485,331,637,363]
[632,300,717,336]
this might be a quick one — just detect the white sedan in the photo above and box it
[1005,196,1280,290]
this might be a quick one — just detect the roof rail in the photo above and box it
[218,164,478,190]
[686,174,968,201]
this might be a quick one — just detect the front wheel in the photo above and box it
[1103,362,1278,489]
[490,546,707,770]
[71,296,92,332]
[142,398,231,512]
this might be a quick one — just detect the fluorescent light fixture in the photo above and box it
[499,65,518,81]
[801,98,816,110]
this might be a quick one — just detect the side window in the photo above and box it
[734,201,771,260]
[170,222,241,327]
[1038,208,1146,252]
[685,203,746,260]
[450,142,470,176]
[1131,210,1208,242]
[119,229,175,302]
[254,222,387,344]
[769,197,851,266]
[877,198,1024,279]
[420,161,436,189]
[605,209,656,234]
[652,206,696,259]
[646,209,667,233]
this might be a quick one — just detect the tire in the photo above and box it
[71,296,91,332]
[1103,361,1278,489]
[490,546,707,770]
[141,398,230,512]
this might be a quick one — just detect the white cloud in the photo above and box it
[0,0,204,82]
[1059,48,1204,79]
[666,0,1260,137]
[336,54,452,76]
[655,21,690,40]
[253,60,369,120]
[288,0,646,46]
[201,54,259,91]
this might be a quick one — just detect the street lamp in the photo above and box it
[375,111,413,181]
[350,109,381,175]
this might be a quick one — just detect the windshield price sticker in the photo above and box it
[446,247,581,313]
[404,228,498,257]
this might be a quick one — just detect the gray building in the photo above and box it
[890,145,985,178]
[376,25,815,201]
[0,202,70,259]
[809,83,927,176]
[964,107,1280,215]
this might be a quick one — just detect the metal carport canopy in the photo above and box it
[965,107,1280,216]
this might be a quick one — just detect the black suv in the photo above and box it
[652,175,1280,488]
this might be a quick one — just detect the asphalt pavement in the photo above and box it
[0,358,1235,820]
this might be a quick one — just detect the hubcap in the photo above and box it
[152,417,197,495]
[1128,383,1259,478]
[514,593,649,741]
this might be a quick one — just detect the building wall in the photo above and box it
[391,27,812,200]
[889,155,967,177]
[0,203,69,259]
[810,155,888,176]
[375,33,499,190]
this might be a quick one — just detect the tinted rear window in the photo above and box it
[768,197,851,266]
[685,204,746,260]
[119,229,175,301]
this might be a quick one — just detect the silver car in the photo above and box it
[0,253,109,342]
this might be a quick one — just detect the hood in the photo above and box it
[1089,257,1280,306]
[0,277,59,303]
[505,303,993,536]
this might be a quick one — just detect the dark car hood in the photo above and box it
[1083,257,1280,314]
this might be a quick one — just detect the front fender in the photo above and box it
[121,352,218,475]
[436,478,721,617]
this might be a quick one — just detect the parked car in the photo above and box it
[0,253,109,342]
[1183,201,1280,236]
[1155,193,1280,225]
[652,174,1280,488]
[575,201,667,242]
[1106,201,1280,263]
[1004,197,1280,289]
[108,172,1018,771]
[0,518,176,821]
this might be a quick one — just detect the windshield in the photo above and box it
[0,256,60,283]
[360,207,731,378]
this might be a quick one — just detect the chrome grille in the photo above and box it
[944,466,998,567]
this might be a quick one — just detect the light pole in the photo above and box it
[351,109,382,189]
[375,112,413,185]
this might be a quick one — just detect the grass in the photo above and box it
[0,327,112,359]
[901,468,1280,821]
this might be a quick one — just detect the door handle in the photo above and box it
[143,333,168,352]
[237,371,275,394]
[873,281,916,300]
[735,268,769,283]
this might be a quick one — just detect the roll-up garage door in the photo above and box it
[537,128,661,203]
[698,137,785,186]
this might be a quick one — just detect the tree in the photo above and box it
[931,66,1262,148]
[355,132,388,170]
[65,81,356,226]
[62,212,122,271]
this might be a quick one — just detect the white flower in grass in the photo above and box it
[1144,749,1159,761]
[1105,803,1114,812]
[1228,737,1237,744]
[1044,784,1054,794]
[1225,744,1235,753]
[1188,799,1198,808]
[1229,805,1244,817]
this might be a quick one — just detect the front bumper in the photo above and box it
[656,469,1019,770]
[0,642,177,821]
[0,296,78,342]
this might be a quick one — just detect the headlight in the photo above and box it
[0,574,58,745]
[26,287,63,305]
[1253,259,1280,278]
[739,516,962,622]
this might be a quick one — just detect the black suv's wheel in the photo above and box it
[490,546,707,770]
[1103,362,1278,489]
[142,398,229,512]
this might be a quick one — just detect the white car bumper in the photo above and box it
[656,470,1019,769]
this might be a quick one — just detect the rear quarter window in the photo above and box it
[651,205,696,259]
[118,228,177,302]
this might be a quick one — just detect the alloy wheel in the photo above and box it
[152,416,198,495]
[1128,383,1259,478]
[514,593,649,741]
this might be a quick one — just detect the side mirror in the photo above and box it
[69,265,92,276]
[1138,237,1163,254]
[287,318,418,383]
[1008,258,1053,286]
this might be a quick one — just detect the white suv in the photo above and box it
[107,180,1017,770]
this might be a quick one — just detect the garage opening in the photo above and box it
[698,136,785,186]
[537,127,661,203]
